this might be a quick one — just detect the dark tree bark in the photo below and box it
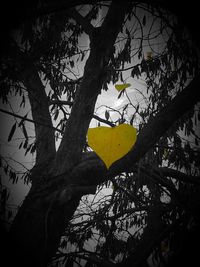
[8,2,132,266]
[21,64,56,166]
[5,1,200,267]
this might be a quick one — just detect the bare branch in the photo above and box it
[93,115,115,127]
[54,2,130,174]
[48,100,115,126]
[49,100,73,107]
[68,8,94,36]
[0,108,62,133]
[157,167,200,185]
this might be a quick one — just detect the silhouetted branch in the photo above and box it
[109,74,200,175]
[157,167,200,185]
[69,8,94,36]
[0,108,62,133]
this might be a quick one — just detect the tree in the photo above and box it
[0,0,200,266]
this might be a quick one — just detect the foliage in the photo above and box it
[0,1,200,267]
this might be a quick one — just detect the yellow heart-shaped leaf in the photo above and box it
[87,124,137,169]
[115,83,131,91]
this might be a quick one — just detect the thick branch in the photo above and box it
[109,74,200,175]
[157,167,200,185]
[54,2,130,174]
[0,108,62,133]
[21,65,56,165]
[116,208,177,267]
[68,8,94,36]
[49,100,73,106]
[69,74,200,190]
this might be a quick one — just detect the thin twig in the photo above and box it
[0,108,62,133]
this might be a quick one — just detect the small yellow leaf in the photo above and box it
[87,124,137,169]
[115,83,131,91]
[146,51,152,60]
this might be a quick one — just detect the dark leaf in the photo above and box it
[195,138,199,146]
[25,144,32,156]
[19,141,23,149]
[4,165,8,175]
[138,48,142,59]
[123,104,128,112]
[69,60,74,68]
[20,94,25,108]
[105,110,110,120]
[22,123,28,140]
[130,114,135,125]
[9,170,17,184]
[81,51,85,61]
[30,143,36,154]
[131,65,140,78]
[8,122,16,142]
[23,139,28,149]
[142,15,146,26]
[118,90,124,99]
[54,109,59,120]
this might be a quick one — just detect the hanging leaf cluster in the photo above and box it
[102,28,132,87]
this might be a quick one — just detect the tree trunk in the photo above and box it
[8,155,100,267]
[7,3,130,266]
[8,183,81,267]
